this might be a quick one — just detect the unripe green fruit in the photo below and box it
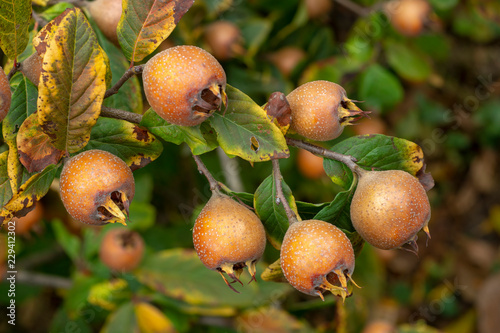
[143,45,227,126]
[60,150,135,226]
[350,169,431,250]
[193,193,266,292]
[287,80,367,141]
[280,219,357,301]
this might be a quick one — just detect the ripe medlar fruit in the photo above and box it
[287,80,368,141]
[350,169,431,251]
[280,220,358,301]
[204,21,244,61]
[0,66,11,122]
[60,149,135,226]
[12,202,44,235]
[268,47,306,78]
[87,0,122,45]
[193,193,266,292]
[20,53,43,86]
[99,228,144,272]
[142,45,227,126]
[387,0,430,36]
[296,149,326,180]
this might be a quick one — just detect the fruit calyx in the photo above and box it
[192,82,227,120]
[338,97,370,126]
[97,190,131,226]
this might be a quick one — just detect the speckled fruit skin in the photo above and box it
[143,45,226,126]
[0,66,11,123]
[60,150,135,225]
[388,0,430,36]
[350,170,431,250]
[280,220,355,298]
[193,193,266,274]
[99,228,144,272]
[287,80,348,141]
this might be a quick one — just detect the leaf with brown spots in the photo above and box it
[117,0,195,62]
[0,164,59,227]
[0,0,31,59]
[35,8,108,154]
[0,151,14,212]
[84,117,163,171]
[209,85,289,162]
[17,113,64,173]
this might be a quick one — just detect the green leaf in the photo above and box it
[359,64,404,112]
[323,134,432,190]
[128,201,156,231]
[101,302,136,333]
[34,8,108,154]
[313,183,357,233]
[0,0,31,59]
[52,219,81,261]
[254,174,298,250]
[296,201,329,221]
[0,151,13,209]
[0,163,60,226]
[117,0,195,62]
[85,117,163,171]
[384,41,432,82]
[136,249,291,310]
[140,108,217,155]
[209,85,289,162]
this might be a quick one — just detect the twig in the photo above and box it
[333,0,376,16]
[104,65,144,99]
[286,138,363,175]
[192,154,221,192]
[47,0,87,8]
[272,159,298,224]
[100,106,143,124]
[216,148,244,193]
[7,62,21,80]
[14,271,73,289]
[17,246,65,270]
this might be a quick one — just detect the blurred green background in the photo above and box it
[1,0,500,332]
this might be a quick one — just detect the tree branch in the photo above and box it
[192,153,221,193]
[286,137,363,175]
[104,65,144,99]
[7,62,21,80]
[14,271,73,289]
[100,106,143,124]
[272,159,298,225]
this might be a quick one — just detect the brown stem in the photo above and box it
[100,106,143,124]
[15,271,73,289]
[47,0,87,8]
[333,0,384,16]
[192,154,221,193]
[272,159,298,225]
[286,137,364,176]
[7,61,21,80]
[104,65,144,99]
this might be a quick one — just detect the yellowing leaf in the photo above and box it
[118,0,194,62]
[0,0,31,59]
[32,0,49,6]
[88,279,129,311]
[134,302,176,333]
[35,8,108,154]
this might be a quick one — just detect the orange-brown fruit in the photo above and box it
[305,0,333,20]
[204,21,244,61]
[387,0,430,36]
[352,117,387,136]
[0,66,11,122]
[143,45,227,126]
[12,202,44,235]
[268,47,306,78]
[193,193,266,292]
[350,169,431,251]
[60,150,135,226]
[297,149,326,180]
[20,53,43,86]
[280,220,357,301]
[287,80,368,141]
[87,0,122,45]
[99,228,144,272]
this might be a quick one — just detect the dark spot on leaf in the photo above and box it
[130,154,152,171]
[132,125,150,142]
[250,137,259,152]
[173,0,195,23]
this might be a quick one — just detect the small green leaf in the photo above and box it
[0,163,60,226]
[140,108,217,155]
[209,85,289,162]
[52,219,81,261]
[128,201,156,231]
[118,0,195,62]
[384,41,432,82]
[136,249,291,310]
[359,64,404,112]
[254,174,298,250]
[85,117,163,171]
[313,183,357,233]
[323,134,433,190]
[0,151,13,209]
[101,302,136,333]
[296,201,329,221]
[0,0,31,59]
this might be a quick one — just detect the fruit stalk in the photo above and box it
[192,153,221,192]
[286,138,362,174]
[104,65,144,99]
[272,159,299,224]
